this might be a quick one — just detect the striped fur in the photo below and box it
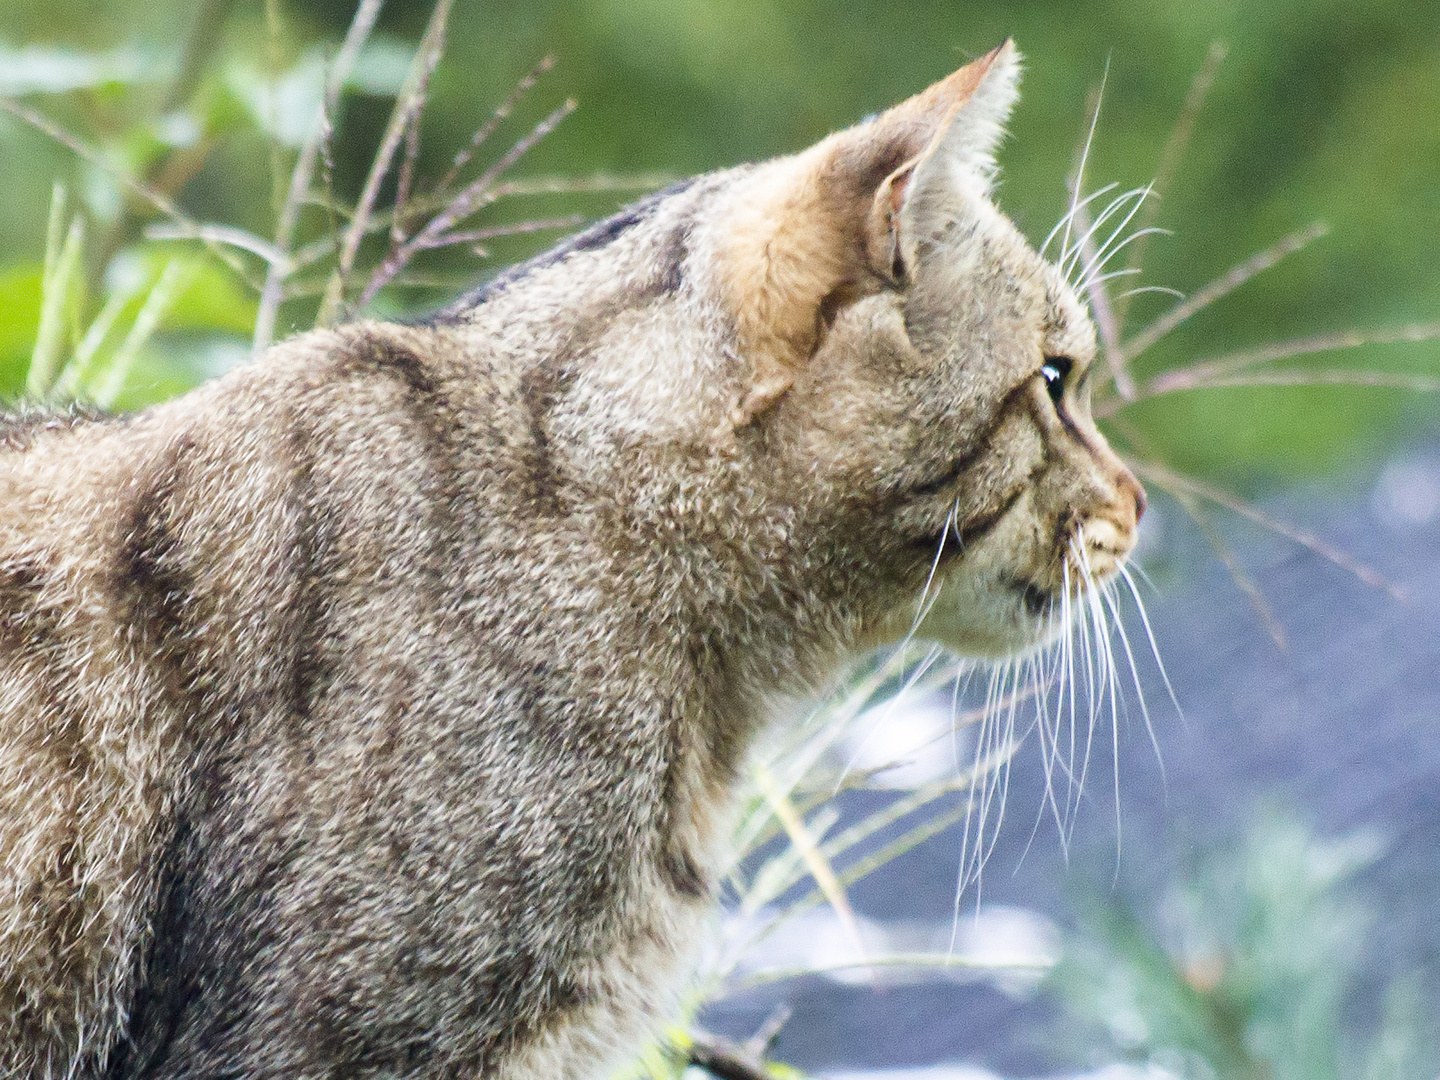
[0,44,1141,1079]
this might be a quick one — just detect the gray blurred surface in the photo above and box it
[701,446,1440,1077]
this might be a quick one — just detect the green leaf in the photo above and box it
[0,43,156,95]
[0,263,44,395]
[109,247,258,335]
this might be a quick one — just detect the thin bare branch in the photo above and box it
[412,100,576,249]
[1117,40,1227,310]
[487,171,676,196]
[357,98,576,308]
[292,172,672,269]
[254,0,384,351]
[1119,222,1329,362]
[1156,369,1440,393]
[145,223,293,269]
[1143,473,1287,648]
[410,214,584,251]
[753,765,869,978]
[1132,460,1408,602]
[391,106,424,246]
[1101,321,1440,414]
[437,54,556,194]
[323,0,456,325]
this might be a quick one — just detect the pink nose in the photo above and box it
[1115,467,1146,524]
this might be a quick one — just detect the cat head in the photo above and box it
[452,42,1144,663]
[700,42,1145,657]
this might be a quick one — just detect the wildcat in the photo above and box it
[0,41,1142,1080]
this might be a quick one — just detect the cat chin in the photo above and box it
[903,573,1068,660]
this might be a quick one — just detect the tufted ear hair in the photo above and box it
[895,42,1021,275]
[718,40,1021,427]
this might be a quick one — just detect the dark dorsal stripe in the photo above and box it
[427,176,699,323]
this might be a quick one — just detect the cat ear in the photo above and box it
[718,41,1021,427]
[892,41,1021,276]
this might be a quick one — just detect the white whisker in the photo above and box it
[1062,186,1149,282]
[1042,181,1119,257]
[1101,578,1166,787]
[1119,563,1183,719]
[1078,545,1123,872]
[1058,58,1110,271]
[1074,186,1154,286]
[1088,267,1143,284]
[909,504,953,633]
[1118,285,1186,300]
[1089,223,1170,278]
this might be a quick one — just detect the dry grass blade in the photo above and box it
[735,949,1050,989]
[52,284,138,399]
[1132,460,1408,602]
[93,260,194,409]
[755,738,1022,950]
[1116,40,1227,313]
[254,0,384,350]
[437,54,556,194]
[358,97,577,307]
[1115,320,1440,409]
[1157,368,1440,393]
[323,0,456,324]
[145,223,293,269]
[729,651,949,861]
[1120,222,1329,362]
[28,198,84,399]
[752,765,869,976]
[760,762,989,905]
[835,801,975,896]
[410,214,584,251]
[725,799,977,988]
[1142,471,1287,648]
[0,96,258,291]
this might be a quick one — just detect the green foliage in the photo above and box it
[1,0,1437,484]
[1048,810,1438,1080]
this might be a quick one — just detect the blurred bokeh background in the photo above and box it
[0,1,1437,1077]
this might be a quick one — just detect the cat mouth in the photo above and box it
[1005,578,1055,619]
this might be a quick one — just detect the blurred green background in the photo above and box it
[0,0,1436,486]
[2,4,1437,1077]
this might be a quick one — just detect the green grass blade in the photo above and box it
[27,212,85,399]
[90,260,193,409]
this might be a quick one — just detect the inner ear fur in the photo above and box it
[718,40,1020,428]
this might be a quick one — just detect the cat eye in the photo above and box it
[1040,355,1074,406]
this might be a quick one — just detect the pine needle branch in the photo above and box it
[1119,222,1329,362]
[436,54,556,194]
[1130,459,1408,602]
[254,0,384,351]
